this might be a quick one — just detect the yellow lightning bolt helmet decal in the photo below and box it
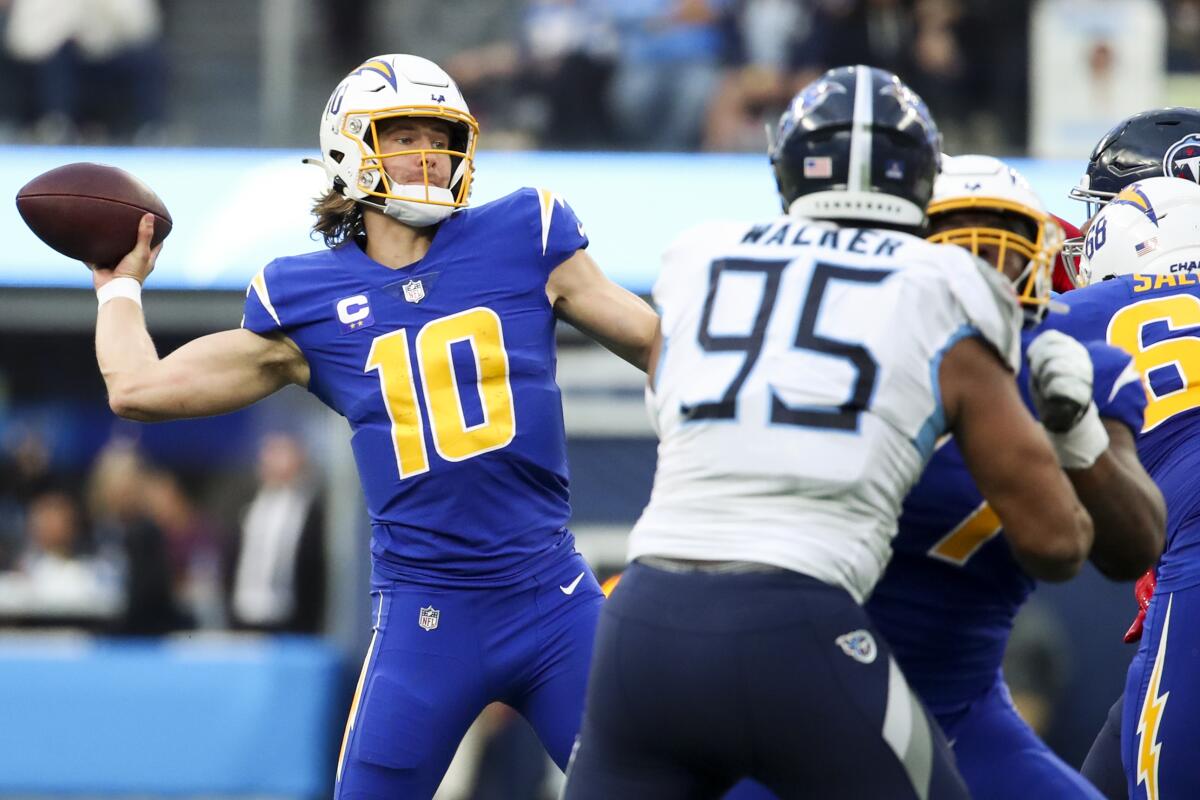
[1136,593,1173,800]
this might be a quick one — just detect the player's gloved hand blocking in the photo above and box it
[1026,329,1109,469]
[1123,567,1158,643]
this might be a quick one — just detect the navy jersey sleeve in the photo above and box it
[528,188,589,275]
[241,260,286,334]
[1088,340,1147,434]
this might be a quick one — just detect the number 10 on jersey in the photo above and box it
[366,307,516,479]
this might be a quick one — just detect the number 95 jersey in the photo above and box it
[629,216,1024,602]
[241,188,587,586]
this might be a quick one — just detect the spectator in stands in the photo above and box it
[2,0,167,143]
[702,0,811,151]
[143,470,225,629]
[1168,0,1200,72]
[87,440,189,634]
[0,490,122,625]
[603,0,731,150]
[227,433,325,634]
[0,427,55,570]
[447,0,618,149]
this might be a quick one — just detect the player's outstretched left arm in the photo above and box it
[1026,330,1165,579]
[546,250,658,371]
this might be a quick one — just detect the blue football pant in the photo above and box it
[334,550,603,800]
[940,677,1104,799]
[1121,586,1200,800]
[562,561,970,800]
[1081,695,1127,800]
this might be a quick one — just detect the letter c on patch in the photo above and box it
[337,294,370,324]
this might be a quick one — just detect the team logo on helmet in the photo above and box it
[1112,184,1161,225]
[1164,133,1200,183]
[793,79,847,118]
[352,59,399,91]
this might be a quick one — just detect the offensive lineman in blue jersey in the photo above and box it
[87,54,658,798]
[866,155,1165,800]
[1042,176,1200,800]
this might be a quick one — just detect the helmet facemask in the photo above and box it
[341,107,478,227]
[927,198,1064,324]
[318,55,481,230]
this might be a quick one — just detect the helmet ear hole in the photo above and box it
[329,150,345,164]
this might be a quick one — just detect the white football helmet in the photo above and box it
[925,154,1064,322]
[1082,176,1200,285]
[318,54,478,228]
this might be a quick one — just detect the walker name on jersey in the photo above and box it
[741,220,905,258]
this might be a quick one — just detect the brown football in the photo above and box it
[15,162,172,269]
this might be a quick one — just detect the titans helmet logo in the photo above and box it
[1164,133,1200,183]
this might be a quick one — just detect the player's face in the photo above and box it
[375,117,454,190]
[929,209,1031,282]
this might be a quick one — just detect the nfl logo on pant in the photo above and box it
[418,605,440,631]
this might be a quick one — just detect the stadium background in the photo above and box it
[0,0,1190,796]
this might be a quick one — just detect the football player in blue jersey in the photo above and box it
[1043,176,1200,800]
[1059,107,1200,800]
[87,53,658,798]
[865,154,1165,800]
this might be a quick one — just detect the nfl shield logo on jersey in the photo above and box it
[418,605,440,631]
[835,629,878,664]
[402,279,426,304]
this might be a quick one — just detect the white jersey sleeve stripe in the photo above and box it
[249,268,282,327]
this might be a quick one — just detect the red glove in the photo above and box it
[1123,567,1158,644]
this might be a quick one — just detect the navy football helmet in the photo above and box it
[1069,107,1200,217]
[769,65,942,228]
[1062,107,1200,285]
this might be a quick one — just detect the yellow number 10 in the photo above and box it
[365,307,516,479]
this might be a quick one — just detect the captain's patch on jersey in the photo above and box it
[835,629,878,664]
[335,293,375,333]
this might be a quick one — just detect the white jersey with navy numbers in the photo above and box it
[629,215,1023,602]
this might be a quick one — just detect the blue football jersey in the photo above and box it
[242,188,588,585]
[1042,273,1200,594]
[867,327,1146,713]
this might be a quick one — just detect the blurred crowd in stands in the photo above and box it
[0,426,326,636]
[1,0,1199,154]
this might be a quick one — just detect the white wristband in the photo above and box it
[97,276,142,308]
[1047,402,1109,470]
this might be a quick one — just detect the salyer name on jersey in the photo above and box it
[242,188,587,584]
[867,328,1145,713]
[628,215,1023,602]
[1041,272,1200,594]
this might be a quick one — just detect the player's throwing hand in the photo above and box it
[91,213,162,290]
